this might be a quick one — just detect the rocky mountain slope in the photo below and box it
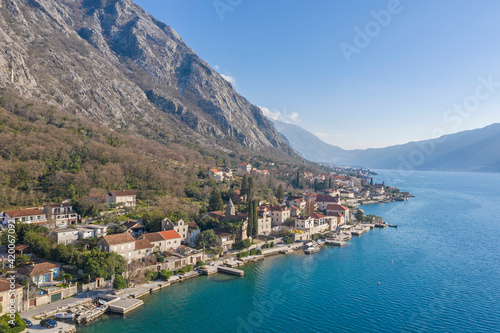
[0,0,287,151]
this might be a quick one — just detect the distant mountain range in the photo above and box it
[273,120,500,172]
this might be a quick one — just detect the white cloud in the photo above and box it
[213,65,220,71]
[315,132,328,138]
[289,112,301,123]
[221,74,236,86]
[259,106,281,120]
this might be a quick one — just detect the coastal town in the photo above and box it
[0,163,412,332]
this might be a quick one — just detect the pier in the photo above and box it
[325,239,346,247]
[217,266,245,276]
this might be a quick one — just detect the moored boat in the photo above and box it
[55,312,75,319]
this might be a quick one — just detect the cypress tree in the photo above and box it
[208,188,224,211]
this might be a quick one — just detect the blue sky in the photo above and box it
[134,0,500,149]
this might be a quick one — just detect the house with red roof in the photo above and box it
[1,208,47,225]
[209,169,224,182]
[237,163,252,173]
[0,278,23,316]
[326,204,350,222]
[316,194,341,211]
[107,190,136,207]
[17,262,60,286]
[159,230,182,251]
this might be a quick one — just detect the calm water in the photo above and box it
[79,170,500,333]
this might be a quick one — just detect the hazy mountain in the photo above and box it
[273,120,500,172]
[0,0,288,152]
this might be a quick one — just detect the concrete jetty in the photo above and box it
[217,266,244,276]
[325,239,346,247]
[108,298,144,314]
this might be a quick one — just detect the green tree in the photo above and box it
[113,274,127,290]
[370,178,374,186]
[160,269,173,280]
[195,260,205,267]
[276,184,284,203]
[233,238,251,250]
[0,312,26,333]
[355,210,365,222]
[295,169,301,188]
[196,229,220,247]
[208,188,224,212]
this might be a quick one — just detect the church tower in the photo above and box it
[225,198,236,216]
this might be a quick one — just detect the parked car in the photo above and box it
[22,318,33,327]
[40,319,58,328]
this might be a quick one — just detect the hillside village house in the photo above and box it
[0,279,23,316]
[162,218,188,242]
[134,238,153,260]
[107,190,136,207]
[142,232,167,252]
[17,262,60,286]
[122,220,146,237]
[1,208,47,225]
[268,205,291,227]
[316,194,341,211]
[79,224,107,239]
[257,207,272,235]
[237,163,252,173]
[326,204,350,222]
[159,230,182,251]
[209,169,224,182]
[52,228,80,245]
[140,230,182,252]
[221,167,233,179]
[214,229,235,251]
[44,203,79,226]
[98,233,136,263]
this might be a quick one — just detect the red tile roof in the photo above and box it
[110,190,136,197]
[309,213,326,218]
[18,262,59,277]
[326,204,349,211]
[142,232,165,243]
[4,209,45,218]
[187,222,198,229]
[102,233,135,245]
[0,278,23,293]
[159,230,181,240]
[135,238,153,250]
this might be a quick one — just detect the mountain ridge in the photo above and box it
[0,0,289,152]
[272,120,500,172]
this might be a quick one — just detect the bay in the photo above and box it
[78,170,500,333]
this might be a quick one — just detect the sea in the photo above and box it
[78,170,500,333]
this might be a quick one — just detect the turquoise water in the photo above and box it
[78,170,500,333]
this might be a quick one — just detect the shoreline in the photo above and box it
[74,223,383,331]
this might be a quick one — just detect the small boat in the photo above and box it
[304,246,320,254]
[98,299,107,305]
[388,224,398,228]
[55,312,75,319]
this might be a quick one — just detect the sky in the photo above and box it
[134,0,500,149]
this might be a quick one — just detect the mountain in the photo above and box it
[273,120,500,172]
[272,120,351,164]
[0,0,288,151]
